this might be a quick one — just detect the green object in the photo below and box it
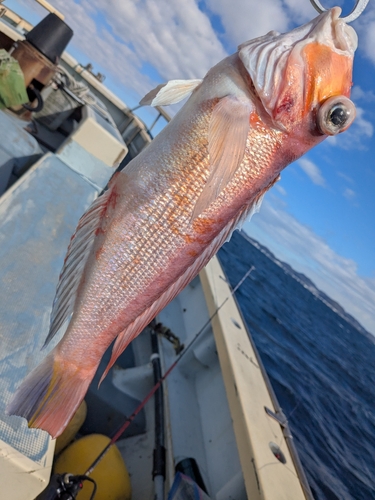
[0,49,28,109]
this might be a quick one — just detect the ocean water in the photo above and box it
[217,231,375,500]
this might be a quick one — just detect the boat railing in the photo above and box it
[215,255,315,500]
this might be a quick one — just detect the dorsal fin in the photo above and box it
[140,79,202,107]
[192,95,252,218]
[44,179,118,347]
[98,203,256,384]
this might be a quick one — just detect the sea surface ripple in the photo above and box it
[218,231,375,500]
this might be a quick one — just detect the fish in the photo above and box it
[7,7,357,438]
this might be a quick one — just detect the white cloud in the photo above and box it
[283,0,318,24]
[204,0,318,50]
[354,2,375,66]
[337,171,354,184]
[343,188,356,200]
[15,0,228,102]
[205,0,289,46]
[84,0,227,81]
[245,199,375,335]
[354,107,374,137]
[351,85,375,104]
[298,158,326,187]
[275,184,287,196]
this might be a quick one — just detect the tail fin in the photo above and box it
[6,350,94,438]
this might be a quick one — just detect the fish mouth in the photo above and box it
[238,8,357,124]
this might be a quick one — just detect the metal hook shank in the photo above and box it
[310,0,370,23]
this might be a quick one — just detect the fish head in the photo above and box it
[239,7,357,140]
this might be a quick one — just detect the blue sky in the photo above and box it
[5,0,375,334]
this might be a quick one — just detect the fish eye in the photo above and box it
[317,96,356,136]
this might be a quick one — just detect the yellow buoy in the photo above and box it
[54,434,131,500]
[54,400,87,456]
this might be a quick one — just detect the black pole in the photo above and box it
[150,328,166,499]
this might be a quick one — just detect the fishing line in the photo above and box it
[84,263,255,476]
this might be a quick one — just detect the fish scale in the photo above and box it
[76,117,279,349]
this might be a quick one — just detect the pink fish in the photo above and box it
[7,8,357,438]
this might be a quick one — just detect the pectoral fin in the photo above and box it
[192,95,253,218]
[140,79,202,106]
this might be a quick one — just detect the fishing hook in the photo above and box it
[310,0,370,22]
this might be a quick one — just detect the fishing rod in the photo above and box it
[83,264,256,477]
[35,473,97,500]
